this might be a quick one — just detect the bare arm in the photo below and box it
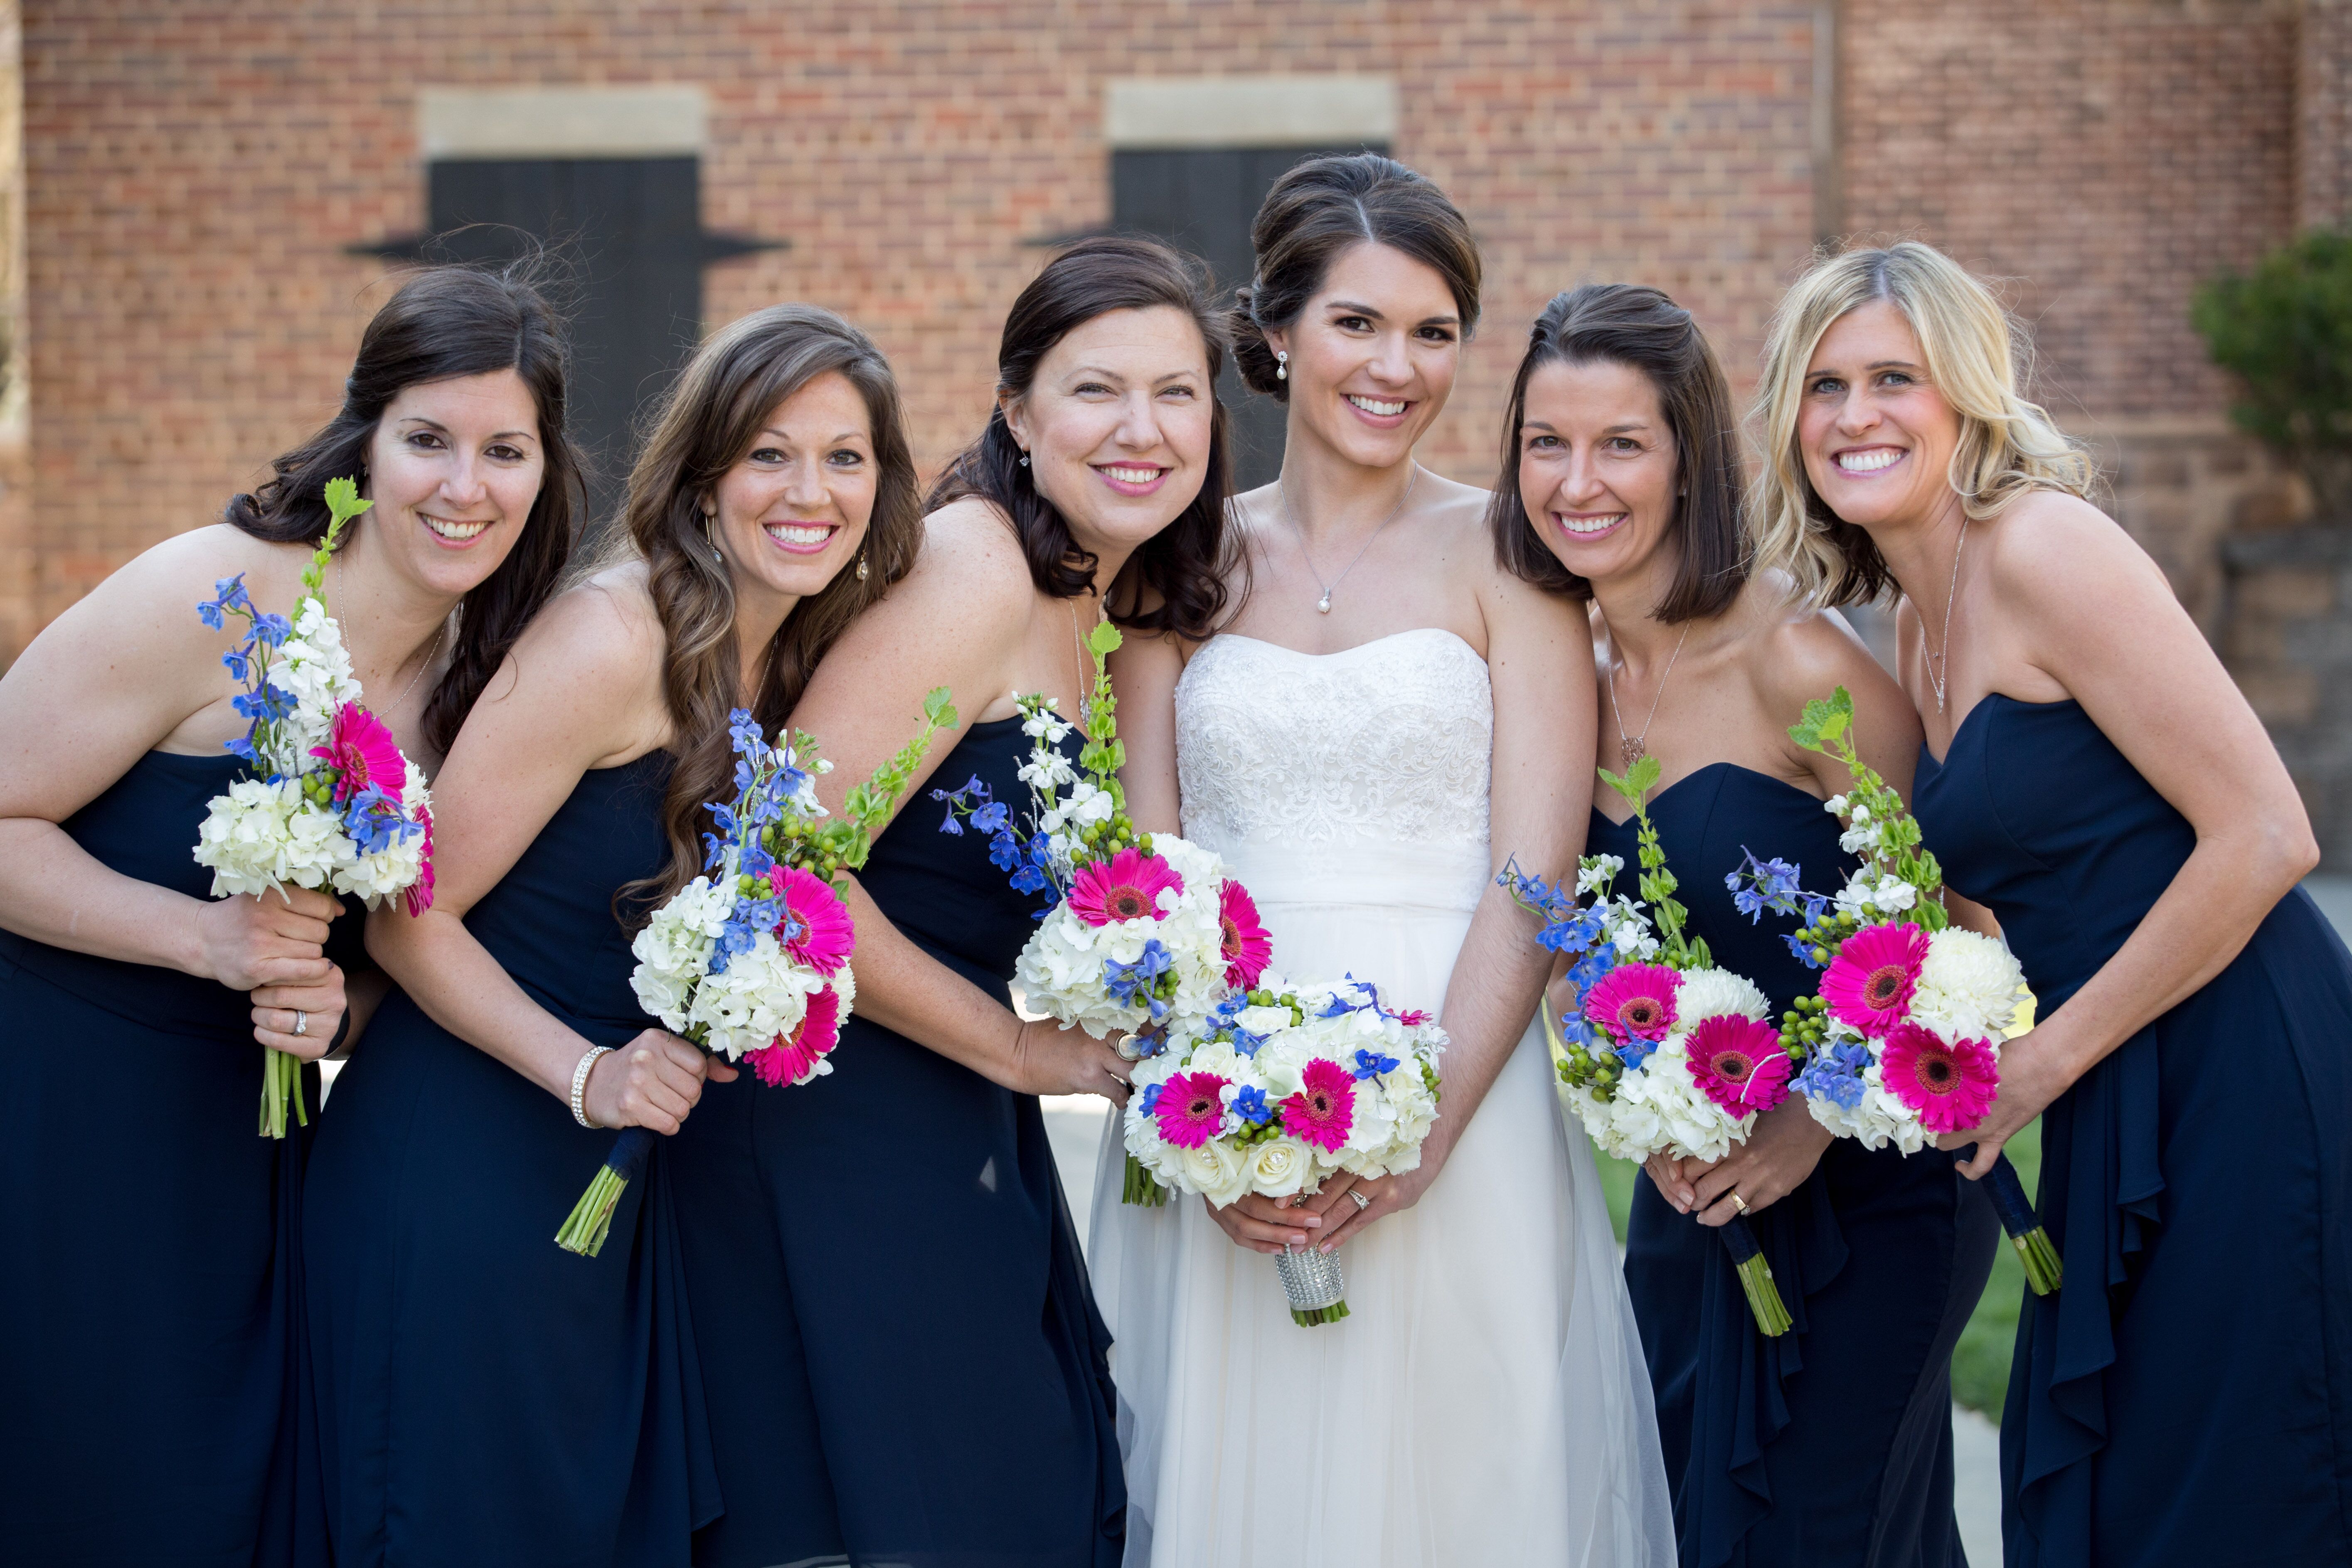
[1109,626,1188,836]
[1940,495,2318,1175]
[1315,571,1596,1250]
[364,576,726,1132]
[788,505,1135,1100]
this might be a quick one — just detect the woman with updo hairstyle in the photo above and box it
[303,302,919,1564]
[0,261,581,1565]
[668,233,1230,1568]
[1497,280,2000,1567]
[1097,155,1673,1565]
[1754,240,2352,1567]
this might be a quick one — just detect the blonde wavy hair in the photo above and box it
[1750,241,2097,606]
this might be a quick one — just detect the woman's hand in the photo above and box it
[1006,1017,1133,1106]
[1297,1133,1456,1254]
[582,1030,739,1135]
[250,965,348,1061]
[1935,1018,2077,1178]
[1645,1149,1701,1213]
[1689,1099,1837,1226]
[1206,1191,1327,1255]
[195,886,341,990]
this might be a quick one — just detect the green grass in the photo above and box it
[1589,1108,2044,1423]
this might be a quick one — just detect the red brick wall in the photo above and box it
[19,0,1822,649]
[2301,0,2352,229]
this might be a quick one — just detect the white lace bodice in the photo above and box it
[1174,629,1493,854]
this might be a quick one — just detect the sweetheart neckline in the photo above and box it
[1200,626,1487,667]
[1587,759,1830,830]
[1921,692,2085,772]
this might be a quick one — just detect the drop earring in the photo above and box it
[1019,452,1031,468]
[701,502,723,565]
[856,552,870,582]
[1276,350,1288,382]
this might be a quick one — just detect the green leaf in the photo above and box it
[1788,685,1854,753]
[323,476,373,528]
[922,685,958,729]
[1088,619,1123,658]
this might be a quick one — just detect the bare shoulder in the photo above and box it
[1744,575,1892,712]
[495,559,665,702]
[860,497,1038,642]
[1982,490,2160,606]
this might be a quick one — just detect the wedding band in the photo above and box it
[1114,1035,1145,1063]
[1348,1189,1373,1211]
[293,1009,308,1038]
[1729,1192,1749,1214]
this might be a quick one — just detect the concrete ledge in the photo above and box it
[418,84,706,161]
[1104,76,1396,149]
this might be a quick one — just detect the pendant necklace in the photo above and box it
[1606,622,1690,769]
[338,551,448,715]
[1280,463,1419,614]
[1922,515,1969,715]
[1067,595,1104,726]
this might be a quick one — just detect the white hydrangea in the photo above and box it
[1911,926,2026,1042]
[630,874,736,1030]
[193,776,353,896]
[1572,1037,1749,1163]
[1013,833,1231,1042]
[1802,1055,1933,1154]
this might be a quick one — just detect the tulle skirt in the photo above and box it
[1087,839,1675,1566]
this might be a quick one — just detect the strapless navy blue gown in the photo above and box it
[303,753,720,1566]
[0,749,342,1567]
[1591,764,2000,1568]
[1916,697,2352,1566]
[667,715,1123,1568]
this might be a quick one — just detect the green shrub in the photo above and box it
[2192,230,2352,517]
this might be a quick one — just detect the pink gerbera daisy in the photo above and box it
[1217,879,1272,989]
[1685,1014,1793,1115]
[311,700,407,805]
[1584,962,1681,1043]
[401,804,436,917]
[1281,1058,1357,1153]
[767,864,855,974]
[746,985,844,1088]
[1067,847,1185,926]
[1394,1008,1432,1027]
[1154,1070,1231,1149]
[1879,1022,1998,1132]
[1820,921,1931,1036]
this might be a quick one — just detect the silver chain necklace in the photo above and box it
[1922,515,1969,714]
[337,550,448,714]
[1606,622,1690,769]
[1279,463,1419,615]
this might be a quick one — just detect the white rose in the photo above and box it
[1244,1136,1313,1199]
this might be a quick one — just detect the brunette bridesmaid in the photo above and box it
[1754,240,2352,1566]
[0,263,582,1565]
[1494,282,2000,1567]
[303,304,919,1565]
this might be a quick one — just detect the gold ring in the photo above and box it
[1729,1191,1749,1214]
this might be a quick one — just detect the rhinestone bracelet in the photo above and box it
[570,1046,614,1130]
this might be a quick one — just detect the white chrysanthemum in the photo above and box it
[193,777,353,896]
[1912,927,2026,1042]
[1674,966,1771,1024]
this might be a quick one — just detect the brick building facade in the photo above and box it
[2,0,2345,661]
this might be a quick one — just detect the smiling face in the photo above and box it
[1517,357,1681,591]
[363,369,546,597]
[706,370,877,605]
[1000,304,1214,574]
[1266,241,1463,469]
[1797,299,1963,529]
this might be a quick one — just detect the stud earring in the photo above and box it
[1276,350,1288,382]
[856,552,870,583]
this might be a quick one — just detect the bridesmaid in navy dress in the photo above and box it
[1754,240,2352,1565]
[304,304,922,1564]
[665,236,1233,1567]
[0,263,584,1565]
[1491,283,2000,1566]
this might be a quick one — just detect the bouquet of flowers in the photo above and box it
[1122,976,1447,1325]
[933,618,1271,1051]
[191,478,434,1137]
[1504,755,1796,1335]
[554,689,957,1256]
[1727,686,2061,1295]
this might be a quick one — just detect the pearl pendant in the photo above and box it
[1317,593,1332,614]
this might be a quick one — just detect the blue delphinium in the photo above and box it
[1351,1046,1401,1080]
[1103,940,1174,1020]
[1792,1037,1872,1108]
[1231,1084,1274,1125]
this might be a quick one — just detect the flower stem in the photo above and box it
[256,1048,308,1140]
[1719,1213,1793,1336]
[1290,1300,1351,1327]
[1121,1152,1168,1207]
[554,1127,656,1258]
[1980,1149,2063,1296]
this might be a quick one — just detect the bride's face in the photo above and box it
[1517,356,1682,591]
[1266,242,1463,471]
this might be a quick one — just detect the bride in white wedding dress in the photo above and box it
[1087,154,1671,1566]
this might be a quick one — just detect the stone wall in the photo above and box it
[2219,526,2352,861]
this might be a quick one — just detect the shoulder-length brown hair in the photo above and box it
[224,260,586,752]
[620,304,923,908]
[926,233,1234,639]
[1488,283,1748,623]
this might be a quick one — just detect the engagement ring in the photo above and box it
[1348,1189,1373,1211]
[1114,1035,1145,1063]
[293,1009,308,1038]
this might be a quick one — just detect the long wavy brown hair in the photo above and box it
[615,305,922,911]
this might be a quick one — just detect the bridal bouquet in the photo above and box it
[1122,976,1447,1325]
[933,618,1271,1049]
[1504,755,1795,1335]
[554,689,957,1256]
[191,478,434,1137]
[1726,686,2061,1295]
